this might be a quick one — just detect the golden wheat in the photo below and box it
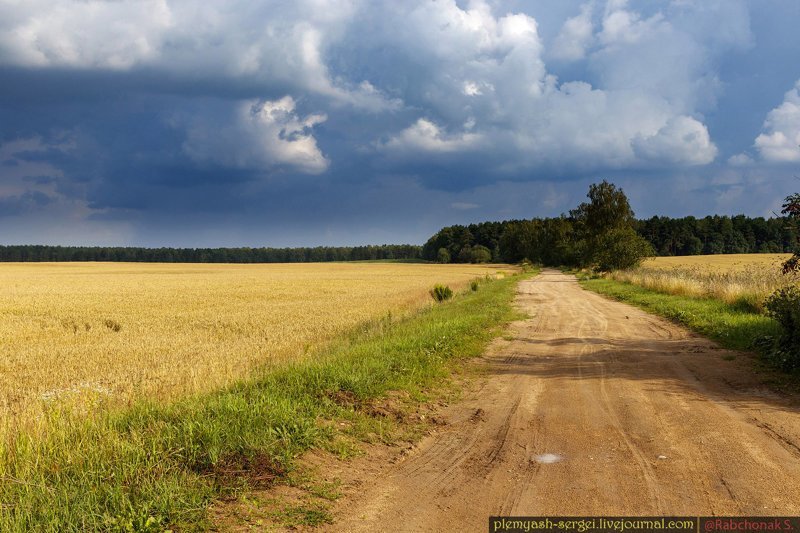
[636,254,792,272]
[610,254,798,311]
[0,262,513,427]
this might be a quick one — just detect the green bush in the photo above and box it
[430,284,453,302]
[470,245,492,264]
[592,227,654,271]
[763,285,800,371]
[456,245,492,264]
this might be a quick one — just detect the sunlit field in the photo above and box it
[0,262,513,427]
[637,254,791,272]
[609,254,797,311]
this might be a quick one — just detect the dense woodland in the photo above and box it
[423,214,798,265]
[637,215,795,256]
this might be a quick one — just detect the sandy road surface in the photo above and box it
[331,269,800,531]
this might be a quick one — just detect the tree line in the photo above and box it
[0,244,422,263]
[424,182,798,269]
[637,215,794,256]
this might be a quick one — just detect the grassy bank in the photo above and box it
[580,277,780,352]
[0,273,527,531]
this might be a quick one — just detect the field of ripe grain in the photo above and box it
[610,253,797,311]
[0,262,512,425]
[639,254,792,272]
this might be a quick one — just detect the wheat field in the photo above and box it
[0,262,513,427]
[637,254,791,272]
[610,254,797,311]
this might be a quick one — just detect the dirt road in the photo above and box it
[331,269,800,530]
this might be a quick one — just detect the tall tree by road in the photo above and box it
[570,180,654,270]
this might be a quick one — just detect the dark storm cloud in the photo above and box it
[0,190,54,217]
[0,0,798,246]
[0,66,299,106]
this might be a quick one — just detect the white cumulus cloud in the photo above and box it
[382,119,482,154]
[632,116,717,166]
[727,153,754,167]
[370,0,726,169]
[0,0,755,176]
[184,96,329,174]
[0,0,173,69]
[754,80,800,163]
[0,0,397,111]
[551,3,595,61]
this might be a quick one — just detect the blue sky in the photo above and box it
[0,0,799,247]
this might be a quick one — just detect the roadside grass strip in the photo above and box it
[581,277,780,352]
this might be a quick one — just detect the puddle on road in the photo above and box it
[534,453,563,464]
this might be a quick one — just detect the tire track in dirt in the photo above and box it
[328,269,800,531]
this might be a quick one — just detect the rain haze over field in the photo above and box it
[0,0,799,247]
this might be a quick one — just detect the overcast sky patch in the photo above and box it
[0,0,798,246]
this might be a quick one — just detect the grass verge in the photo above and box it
[0,272,527,532]
[580,277,780,352]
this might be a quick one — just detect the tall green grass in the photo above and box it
[0,273,526,531]
[580,277,780,351]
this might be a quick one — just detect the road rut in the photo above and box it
[331,269,800,530]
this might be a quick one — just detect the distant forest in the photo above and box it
[0,244,422,263]
[423,214,797,265]
[0,215,795,264]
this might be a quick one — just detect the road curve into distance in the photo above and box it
[332,269,800,531]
